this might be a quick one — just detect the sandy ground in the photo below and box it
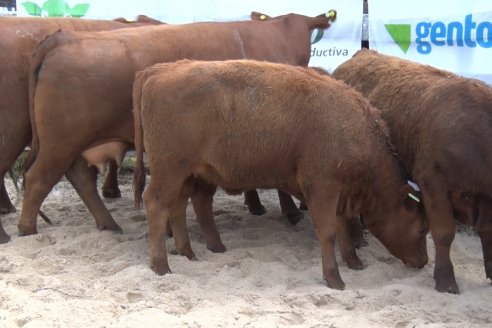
[0,174,491,328]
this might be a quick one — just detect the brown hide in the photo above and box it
[133,60,428,289]
[0,15,161,243]
[19,11,335,238]
[332,49,492,293]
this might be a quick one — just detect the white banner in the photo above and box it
[16,0,363,73]
[369,0,492,85]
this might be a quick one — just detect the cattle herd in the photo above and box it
[0,10,491,295]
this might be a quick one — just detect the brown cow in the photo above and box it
[332,48,492,293]
[19,11,337,240]
[132,59,428,290]
[0,15,161,244]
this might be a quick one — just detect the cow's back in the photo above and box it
[332,49,492,193]
[138,60,393,192]
[0,17,131,66]
[30,18,328,150]
[0,16,145,123]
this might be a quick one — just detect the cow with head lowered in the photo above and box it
[132,59,428,290]
[20,12,337,244]
[0,15,162,244]
[332,49,492,293]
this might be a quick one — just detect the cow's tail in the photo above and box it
[24,30,73,178]
[133,69,149,210]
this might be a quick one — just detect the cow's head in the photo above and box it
[364,183,429,269]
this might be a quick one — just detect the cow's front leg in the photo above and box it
[421,182,459,293]
[244,190,267,215]
[0,183,16,214]
[307,190,344,290]
[0,221,10,244]
[278,190,303,225]
[337,216,364,270]
[478,230,492,283]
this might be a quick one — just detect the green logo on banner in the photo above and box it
[22,0,90,18]
[385,24,411,53]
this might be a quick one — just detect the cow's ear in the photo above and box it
[250,12,272,21]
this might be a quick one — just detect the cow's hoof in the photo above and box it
[248,205,267,216]
[346,257,365,271]
[102,188,121,199]
[286,212,303,225]
[0,233,11,244]
[151,262,172,276]
[435,280,460,294]
[178,248,196,261]
[17,226,37,236]
[96,223,123,234]
[484,262,492,281]
[325,277,345,290]
[207,242,227,253]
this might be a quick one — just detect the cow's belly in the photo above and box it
[82,140,129,174]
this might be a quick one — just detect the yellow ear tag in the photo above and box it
[326,10,336,19]
[260,14,266,20]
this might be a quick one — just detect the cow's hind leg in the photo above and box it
[0,149,24,214]
[191,178,226,253]
[278,190,303,225]
[168,180,195,260]
[65,156,121,232]
[478,230,492,283]
[144,174,191,275]
[18,149,72,235]
[307,189,344,289]
[102,160,121,199]
[0,108,30,214]
[244,190,267,215]
[144,183,172,275]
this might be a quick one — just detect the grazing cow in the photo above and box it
[332,49,492,293]
[20,11,337,241]
[0,15,161,243]
[133,59,429,290]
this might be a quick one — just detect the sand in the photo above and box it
[0,174,491,328]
